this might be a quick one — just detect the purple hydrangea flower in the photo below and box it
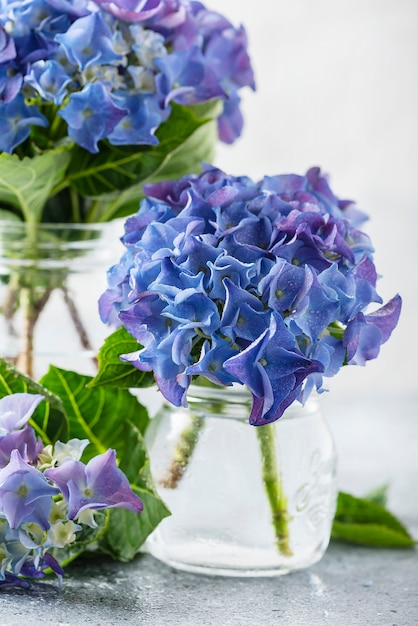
[93,0,163,22]
[0,393,44,435]
[0,26,16,63]
[155,45,226,107]
[0,450,60,530]
[100,165,402,424]
[223,313,324,425]
[0,65,22,103]
[14,29,59,64]
[44,0,91,18]
[0,390,145,587]
[343,295,402,366]
[45,449,143,520]
[0,393,44,469]
[107,93,164,145]
[0,425,43,469]
[55,12,121,70]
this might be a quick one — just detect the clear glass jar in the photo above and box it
[0,221,120,379]
[146,384,338,577]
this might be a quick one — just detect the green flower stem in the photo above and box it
[159,414,205,489]
[256,424,293,557]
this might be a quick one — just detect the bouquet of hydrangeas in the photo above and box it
[98,164,402,424]
[0,162,411,587]
[0,392,143,588]
[0,0,254,224]
[0,0,254,378]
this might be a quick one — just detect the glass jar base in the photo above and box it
[146,532,329,577]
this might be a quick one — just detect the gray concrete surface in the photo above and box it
[1,545,417,626]
[0,392,417,625]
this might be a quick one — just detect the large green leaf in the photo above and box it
[332,491,415,548]
[0,147,71,222]
[147,102,220,182]
[94,105,219,221]
[66,102,219,222]
[0,358,68,443]
[89,327,155,389]
[39,366,149,460]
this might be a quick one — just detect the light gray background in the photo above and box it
[207,0,418,399]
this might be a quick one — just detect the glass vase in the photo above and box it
[146,384,338,577]
[0,221,120,379]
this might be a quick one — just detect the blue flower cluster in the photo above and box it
[0,393,142,588]
[0,0,255,153]
[99,165,402,425]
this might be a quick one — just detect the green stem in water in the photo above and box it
[256,424,293,557]
[159,414,205,489]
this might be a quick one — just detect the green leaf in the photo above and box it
[66,102,218,222]
[332,491,415,548]
[96,114,218,222]
[0,358,68,443]
[0,147,71,223]
[89,327,155,390]
[364,484,389,507]
[332,521,415,548]
[139,101,219,183]
[98,421,170,560]
[100,488,170,562]
[39,366,149,460]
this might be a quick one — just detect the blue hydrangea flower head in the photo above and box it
[100,165,402,424]
[0,0,255,153]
